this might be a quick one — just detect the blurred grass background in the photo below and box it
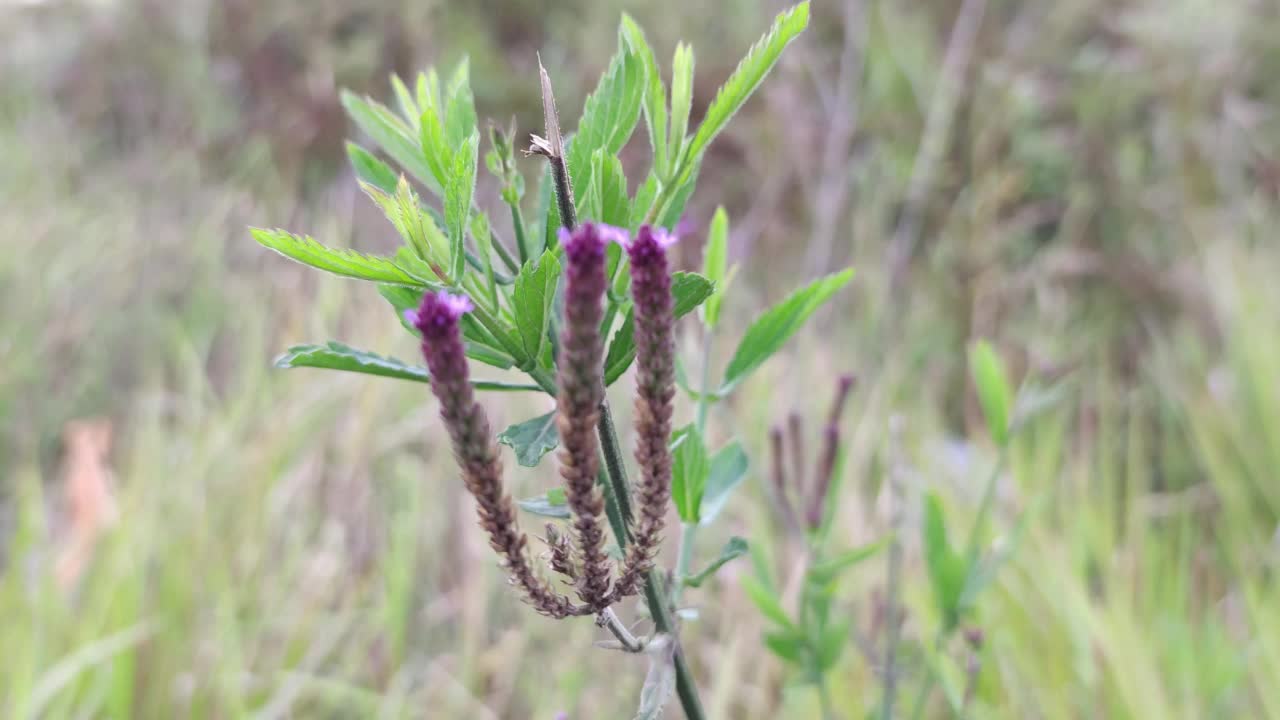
[3,0,1280,717]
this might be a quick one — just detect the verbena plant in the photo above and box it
[250,3,858,717]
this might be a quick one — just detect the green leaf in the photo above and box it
[670,424,709,523]
[763,629,806,664]
[742,575,794,629]
[566,48,645,201]
[816,619,850,671]
[969,339,1013,447]
[512,250,560,363]
[251,228,424,286]
[498,411,560,467]
[630,172,660,230]
[680,2,810,171]
[274,342,537,392]
[604,271,715,385]
[419,103,450,191]
[701,206,730,328]
[443,58,477,149]
[807,539,889,586]
[390,74,420,130]
[445,133,479,282]
[346,142,399,195]
[699,442,748,526]
[619,15,669,178]
[592,150,631,227]
[668,42,694,168]
[517,489,570,519]
[923,492,967,633]
[719,268,853,394]
[341,91,441,196]
[684,536,748,588]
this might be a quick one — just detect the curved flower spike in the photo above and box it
[414,291,587,618]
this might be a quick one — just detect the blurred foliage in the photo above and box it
[3,0,1280,717]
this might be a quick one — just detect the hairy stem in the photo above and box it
[598,403,707,720]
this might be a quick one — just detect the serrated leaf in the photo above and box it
[684,536,748,588]
[443,58,477,149]
[251,228,424,286]
[274,342,536,392]
[512,250,560,363]
[566,48,645,202]
[630,172,660,230]
[619,15,670,179]
[592,150,631,226]
[670,424,709,523]
[419,103,450,191]
[807,539,888,586]
[498,411,560,467]
[742,575,794,629]
[701,206,729,328]
[604,271,715,385]
[445,133,479,282]
[346,142,399,195]
[969,340,1013,447]
[390,74,419,131]
[923,492,967,633]
[719,268,853,394]
[680,2,810,173]
[517,490,570,519]
[699,442,748,526]
[668,42,694,166]
[341,91,442,196]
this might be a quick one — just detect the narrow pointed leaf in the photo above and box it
[251,229,424,286]
[720,268,853,394]
[701,206,730,328]
[668,43,694,165]
[341,91,441,195]
[274,342,536,391]
[445,133,479,282]
[681,2,810,171]
[619,14,670,178]
[969,339,1013,447]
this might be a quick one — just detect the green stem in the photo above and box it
[672,522,697,605]
[818,674,836,720]
[597,403,706,720]
[908,671,936,720]
[490,228,521,275]
[597,401,635,532]
[509,202,533,264]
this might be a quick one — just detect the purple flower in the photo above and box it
[555,224,613,608]
[413,290,585,619]
[408,292,473,339]
[610,223,677,599]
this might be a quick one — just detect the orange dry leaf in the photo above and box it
[55,418,118,589]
